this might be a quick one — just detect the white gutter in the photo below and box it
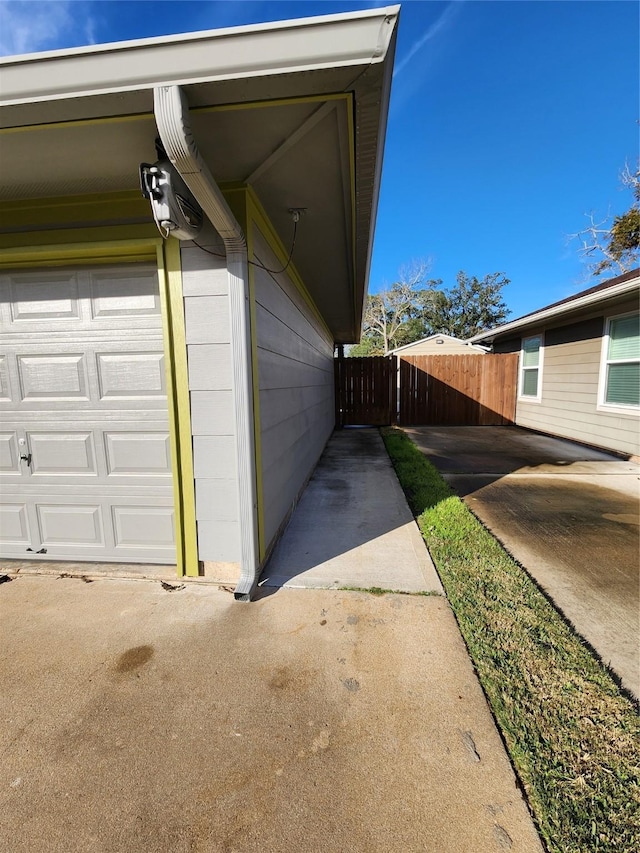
[0,6,400,107]
[154,85,258,601]
[470,275,640,343]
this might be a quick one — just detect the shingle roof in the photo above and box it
[470,267,639,343]
[514,267,639,322]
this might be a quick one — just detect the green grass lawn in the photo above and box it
[381,427,639,853]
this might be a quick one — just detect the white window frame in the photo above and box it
[518,334,543,402]
[597,310,640,415]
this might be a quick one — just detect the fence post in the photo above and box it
[334,347,344,429]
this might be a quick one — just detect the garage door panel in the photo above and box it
[9,271,80,322]
[0,356,11,401]
[0,263,176,565]
[97,352,166,399]
[0,503,30,544]
[29,431,97,476]
[18,354,89,401]
[0,432,20,474]
[105,431,171,476]
[112,505,175,549]
[90,269,161,318]
[37,503,104,546]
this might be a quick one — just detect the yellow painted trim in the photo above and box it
[0,237,160,269]
[0,191,151,230]
[156,239,198,578]
[0,93,351,135]
[0,111,155,135]
[245,214,266,560]
[192,92,350,115]
[345,92,358,327]
[244,187,333,340]
[0,224,160,254]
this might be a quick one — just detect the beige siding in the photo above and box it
[516,299,639,456]
[396,337,486,356]
[181,233,241,563]
[252,224,335,553]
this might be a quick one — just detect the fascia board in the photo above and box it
[352,16,398,341]
[0,6,400,108]
[388,334,487,355]
[470,276,640,343]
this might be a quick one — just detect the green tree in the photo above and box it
[571,162,640,277]
[349,267,510,354]
[348,336,380,357]
[429,271,511,338]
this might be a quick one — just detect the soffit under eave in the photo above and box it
[0,67,362,130]
[0,97,358,339]
[0,58,392,342]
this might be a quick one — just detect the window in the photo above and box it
[519,335,542,399]
[600,312,640,410]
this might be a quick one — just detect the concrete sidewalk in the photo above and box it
[261,429,442,593]
[0,575,543,852]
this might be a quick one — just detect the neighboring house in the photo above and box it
[388,334,488,356]
[0,7,400,598]
[470,269,640,457]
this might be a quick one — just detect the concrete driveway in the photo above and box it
[0,575,542,852]
[403,426,640,699]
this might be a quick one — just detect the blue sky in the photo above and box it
[0,0,637,319]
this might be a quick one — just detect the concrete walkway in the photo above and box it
[261,429,442,593]
[404,425,640,699]
[0,575,543,852]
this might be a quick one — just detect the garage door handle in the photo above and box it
[20,453,32,465]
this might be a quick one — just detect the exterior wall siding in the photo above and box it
[252,223,335,554]
[514,299,639,456]
[181,230,241,565]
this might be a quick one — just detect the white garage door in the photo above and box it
[0,263,176,564]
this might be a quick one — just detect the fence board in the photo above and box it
[335,356,397,426]
[399,354,518,425]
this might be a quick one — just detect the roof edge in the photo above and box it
[0,6,400,108]
[388,333,488,354]
[470,270,640,343]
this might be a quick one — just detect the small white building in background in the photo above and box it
[388,334,489,357]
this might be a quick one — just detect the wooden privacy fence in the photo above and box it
[398,353,518,426]
[334,356,397,426]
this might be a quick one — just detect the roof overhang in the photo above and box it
[0,6,400,342]
[388,333,490,354]
[470,273,640,344]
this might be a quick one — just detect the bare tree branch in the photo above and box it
[361,260,434,353]
[568,162,640,278]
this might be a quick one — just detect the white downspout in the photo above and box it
[154,84,259,601]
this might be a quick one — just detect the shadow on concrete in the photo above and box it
[404,424,633,487]
[259,428,439,594]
